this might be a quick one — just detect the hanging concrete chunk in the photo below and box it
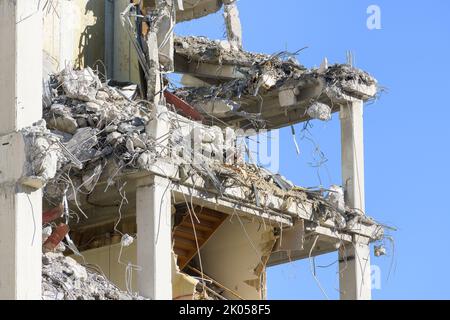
[307,102,332,121]
[327,185,346,212]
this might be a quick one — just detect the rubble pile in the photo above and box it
[175,36,270,66]
[42,252,145,300]
[44,66,155,168]
[173,39,378,124]
[174,51,307,109]
[177,64,374,102]
[38,66,168,196]
[323,64,378,101]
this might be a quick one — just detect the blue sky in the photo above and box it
[176,0,450,300]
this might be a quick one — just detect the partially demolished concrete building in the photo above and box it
[0,0,386,300]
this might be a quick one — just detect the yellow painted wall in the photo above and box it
[73,241,198,299]
[73,216,275,300]
[200,216,276,300]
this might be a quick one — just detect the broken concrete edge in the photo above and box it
[33,60,384,242]
[173,37,379,123]
[18,64,383,301]
[88,156,384,243]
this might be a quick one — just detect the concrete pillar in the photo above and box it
[136,71,172,298]
[338,100,372,300]
[223,0,243,50]
[0,0,43,300]
[155,0,175,72]
[136,175,173,300]
[113,0,140,83]
[146,31,163,103]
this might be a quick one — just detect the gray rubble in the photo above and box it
[175,36,271,67]
[42,252,145,300]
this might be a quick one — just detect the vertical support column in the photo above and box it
[113,0,140,83]
[339,100,372,300]
[136,175,173,300]
[0,0,43,300]
[155,0,175,72]
[136,57,172,298]
[105,0,115,79]
[223,0,243,50]
[146,31,163,103]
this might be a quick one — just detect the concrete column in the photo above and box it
[113,0,140,83]
[0,0,43,300]
[136,175,173,300]
[136,69,172,298]
[223,0,243,50]
[155,0,175,72]
[146,31,163,103]
[338,100,372,300]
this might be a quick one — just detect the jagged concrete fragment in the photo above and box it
[324,65,378,102]
[153,0,176,72]
[174,36,270,68]
[146,31,162,103]
[223,0,243,50]
[65,128,99,163]
[327,185,345,212]
[81,162,103,193]
[58,66,102,102]
[47,104,79,134]
[20,120,65,189]
[307,102,332,121]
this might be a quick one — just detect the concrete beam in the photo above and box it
[0,0,43,300]
[338,100,372,300]
[174,54,244,81]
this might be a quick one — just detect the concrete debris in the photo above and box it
[42,226,53,242]
[318,57,329,74]
[121,234,134,247]
[195,99,239,116]
[173,38,378,127]
[307,102,332,121]
[58,66,102,102]
[42,252,145,300]
[0,0,389,302]
[43,66,158,176]
[324,64,378,101]
[223,0,243,50]
[43,223,70,253]
[174,36,271,67]
[374,245,387,257]
[20,120,66,189]
[327,185,346,212]
[173,50,304,119]
[175,57,376,126]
